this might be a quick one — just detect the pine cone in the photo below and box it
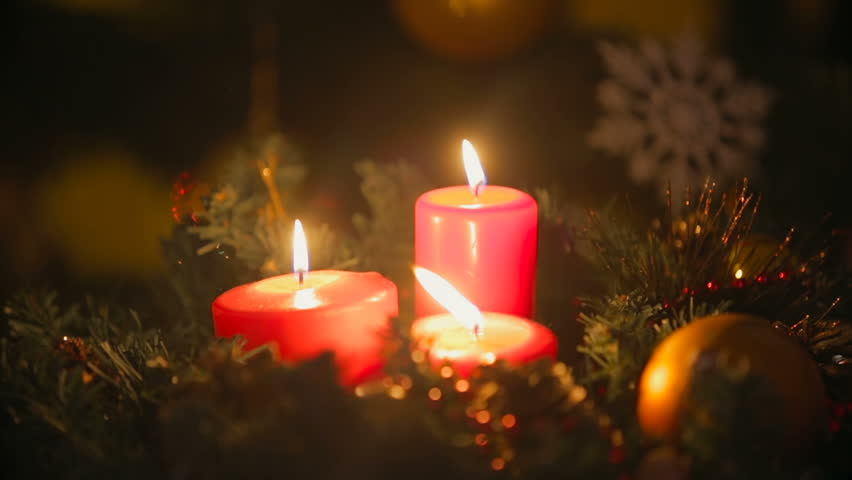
[56,335,91,364]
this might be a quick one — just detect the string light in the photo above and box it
[475,410,491,424]
[569,385,587,403]
[388,385,405,400]
[501,414,517,429]
[455,379,470,392]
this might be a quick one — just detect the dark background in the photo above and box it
[3,0,851,296]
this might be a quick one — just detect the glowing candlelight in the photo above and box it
[414,266,484,338]
[462,139,486,197]
[411,267,557,376]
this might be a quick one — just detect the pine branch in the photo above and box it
[351,159,433,283]
[1,292,182,476]
[577,293,728,401]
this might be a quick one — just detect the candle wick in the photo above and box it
[473,181,484,200]
[298,270,304,287]
[472,323,481,341]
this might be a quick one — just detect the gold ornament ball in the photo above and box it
[391,0,558,62]
[567,0,719,40]
[638,313,826,449]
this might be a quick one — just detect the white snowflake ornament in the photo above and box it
[588,34,772,201]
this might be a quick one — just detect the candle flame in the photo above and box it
[462,139,486,197]
[293,219,309,275]
[414,266,484,337]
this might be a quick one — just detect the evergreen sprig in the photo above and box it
[1,292,178,478]
[351,159,433,286]
[580,180,849,377]
[188,134,350,276]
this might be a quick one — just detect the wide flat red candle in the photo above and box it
[415,185,538,317]
[411,312,558,377]
[411,266,556,377]
[213,270,398,386]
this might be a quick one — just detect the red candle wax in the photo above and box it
[415,185,538,317]
[412,266,556,377]
[212,270,398,386]
[411,312,558,377]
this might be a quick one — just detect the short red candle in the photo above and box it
[415,142,538,318]
[213,270,398,386]
[411,312,557,377]
[412,266,556,377]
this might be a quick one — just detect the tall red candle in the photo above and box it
[212,220,398,386]
[415,140,538,318]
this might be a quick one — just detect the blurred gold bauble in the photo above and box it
[728,234,793,279]
[638,313,826,450]
[567,0,719,40]
[35,149,172,276]
[391,0,558,62]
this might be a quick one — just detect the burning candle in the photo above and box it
[415,140,538,318]
[212,220,399,386]
[411,267,557,376]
